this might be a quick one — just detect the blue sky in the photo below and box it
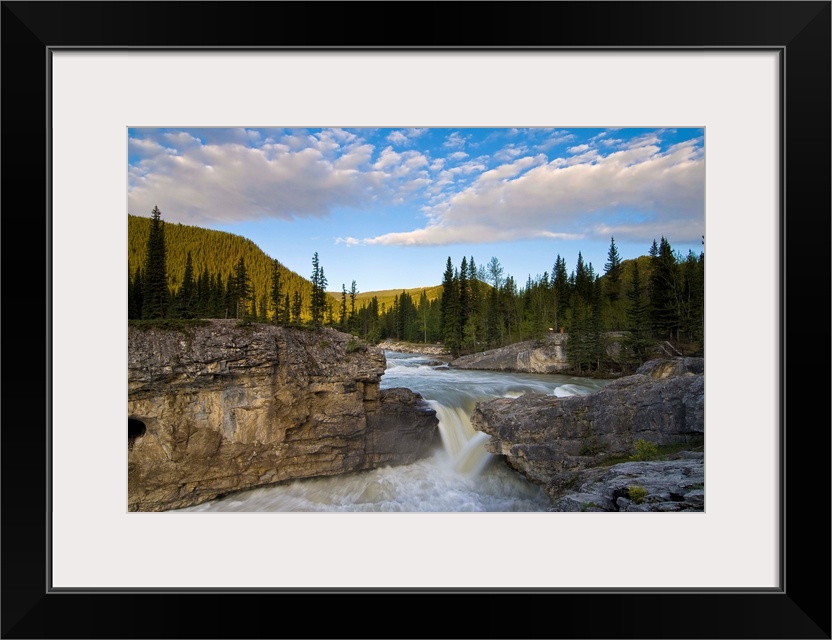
[128,127,705,293]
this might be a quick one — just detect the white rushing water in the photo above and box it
[177,351,611,513]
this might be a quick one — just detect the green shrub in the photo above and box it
[630,438,659,461]
[627,485,648,504]
[345,337,366,353]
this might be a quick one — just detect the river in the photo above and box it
[177,351,612,513]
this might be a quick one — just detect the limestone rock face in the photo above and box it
[449,335,570,374]
[128,321,438,511]
[469,358,704,504]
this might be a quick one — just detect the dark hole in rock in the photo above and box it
[129,418,147,450]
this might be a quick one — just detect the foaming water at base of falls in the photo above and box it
[429,401,493,476]
[176,350,611,513]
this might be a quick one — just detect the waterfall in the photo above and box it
[428,400,494,476]
[175,351,611,512]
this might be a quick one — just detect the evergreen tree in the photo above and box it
[679,249,705,348]
[649,237,681,340]
[349,280,358,332]
[234,256,251,319]
[258,294,268,323]
[128,265,143,320]
[175,251,196,318]
[141,206,170,319]
[318,267,328,324]
[224,271,237,318]
[604,237,622,298]
[270,259,283,324]
[624,259,651,367]
[211,272,225,318]
[458,256,470,338]
[291,291,303,323]
[588,274,605,370]
[553,254,569,331]
[440,257,461,354]
[197,267,211,318]
[340,284,348,330]
[309,252,328,326]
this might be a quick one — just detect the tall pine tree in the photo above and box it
[141,206,169,319]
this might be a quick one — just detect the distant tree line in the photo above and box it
[129,208,703,374]
[414,236,704,372]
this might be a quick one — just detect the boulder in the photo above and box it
[470,357,704,507]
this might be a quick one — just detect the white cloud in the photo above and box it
[447,151,469,161]
[387,128,427,146]
[128,136,383,224]
[387,131,408,145]
[360,140,704,246]
[536,131,576,151]
[336,237,361,247]
[443,131,468,148]
[567,144,591,154]
[334,144,374,170]
[129,137,170,157]
[494,144,528,162]
[372,146,401,171]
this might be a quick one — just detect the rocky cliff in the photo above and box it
[128,320,439,511]
[470,357,704,510]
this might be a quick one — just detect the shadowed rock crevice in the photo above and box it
[128,418,147,450]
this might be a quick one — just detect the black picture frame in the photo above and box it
[2,2,829,638]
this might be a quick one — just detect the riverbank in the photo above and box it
[381,339,452,358]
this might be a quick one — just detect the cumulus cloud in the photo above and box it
[447,151,469,161]
[387,131,408,145]
[128,131,386,224]
[360,139,704,246]
[387,128,427,146]
[443,131,468,148]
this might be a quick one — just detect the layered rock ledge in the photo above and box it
[449,334,570,374]
[128,320,439,511]
[470,357,704,511]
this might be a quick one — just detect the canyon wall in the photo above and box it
[128,320,439,511]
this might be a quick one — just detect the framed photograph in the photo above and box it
[4,2,829,638]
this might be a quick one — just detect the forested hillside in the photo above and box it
[128,213,337,321]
